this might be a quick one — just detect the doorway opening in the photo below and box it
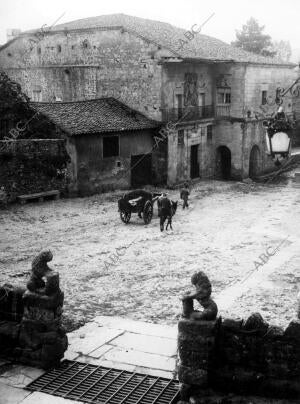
[216,146,231,179]
[190,144,200,179]
[131,154,152,187]
[249,145,261,179]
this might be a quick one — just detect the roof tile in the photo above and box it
[50,13,293,66]
[30,98,160,136]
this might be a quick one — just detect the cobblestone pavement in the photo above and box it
[0,175,299,331]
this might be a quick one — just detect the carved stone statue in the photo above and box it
[27,250,53,294]
[181,271,218,321]
[18,250,67,368]
[24,250,63,309]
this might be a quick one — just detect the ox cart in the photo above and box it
[118,190,161,224]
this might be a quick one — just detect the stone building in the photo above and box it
[31,98,160,195]
[0,14,297,185]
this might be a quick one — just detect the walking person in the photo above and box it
[180,182,190,209]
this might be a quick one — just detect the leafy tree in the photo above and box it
[272,40,292,62]
[0,70,31,117]
[0,70,59,139]
[232,17,277,57]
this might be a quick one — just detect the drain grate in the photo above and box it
[25,360,180,403]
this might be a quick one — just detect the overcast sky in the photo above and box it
[1,0,300,58]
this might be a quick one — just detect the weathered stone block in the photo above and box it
[284,320,300,340]
[178,350,210,369]
[0,285,26,322]
[243,313,269,335]
[222,318,243,331]
[178,334,215,353]
[264,325,284,339]
[177,364,208,386]
[23,290,64,309]
[178,319,218,337]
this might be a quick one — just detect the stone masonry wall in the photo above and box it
[214,120,276,180]
[178,314,300,399]
[0,274,68,369]
[72,130,156,195]
[0,29,164,120]
[244,65,295,118]
[0,139,69,202]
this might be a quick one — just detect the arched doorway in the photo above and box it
[216,146,231,180]
[249,145,261,179]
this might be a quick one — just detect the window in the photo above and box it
[198,93,205,107]
[262,90,267,105]
[178,129,184,145]
[103,136,119,158]
[207,125,212,143]
[57,45,62,53]
[37,46,41,55]
[32,90,41,102]
[82,39,89,49]
[217,89,231,104]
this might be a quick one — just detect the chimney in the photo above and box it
[6,28,22,42]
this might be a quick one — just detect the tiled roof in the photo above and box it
[49,14,293,66]
[30,98,160,136]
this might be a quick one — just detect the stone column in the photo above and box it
[177,318,218,399]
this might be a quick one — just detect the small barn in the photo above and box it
[32,98,161,195]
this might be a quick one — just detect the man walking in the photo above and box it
[180,182,190,209]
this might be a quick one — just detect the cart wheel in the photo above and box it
[120,210,131,224]
[143,201,153,224]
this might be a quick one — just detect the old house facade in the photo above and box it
[31,98,160,195]
[0,14,297,186]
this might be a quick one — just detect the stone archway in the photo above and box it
[249,145,261,179]
[216,146,231,180]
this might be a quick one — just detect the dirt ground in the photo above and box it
[0,174,299,332]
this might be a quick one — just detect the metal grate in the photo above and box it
[25,360,180,404]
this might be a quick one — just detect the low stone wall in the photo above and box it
[178,314,300,400]
[0,139,70,203]
[0,253,68,369]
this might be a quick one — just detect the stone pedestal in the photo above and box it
[17,275,67,368]
[0,253,68,369]
[177,319,218,398]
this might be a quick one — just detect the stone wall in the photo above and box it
[0,28,165,121]
[0,139,70,202]
[178,314,300,400]
[71,130,157,195]
[244,65,295,117]
[0,273,67,369]
[214,119,277,180]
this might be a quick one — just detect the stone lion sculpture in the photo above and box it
[181,271,218,321]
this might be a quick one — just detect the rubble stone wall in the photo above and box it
[0,139,69,202]
[178,315,300,399]
[0,28,164,121]
[0,277,67,369]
